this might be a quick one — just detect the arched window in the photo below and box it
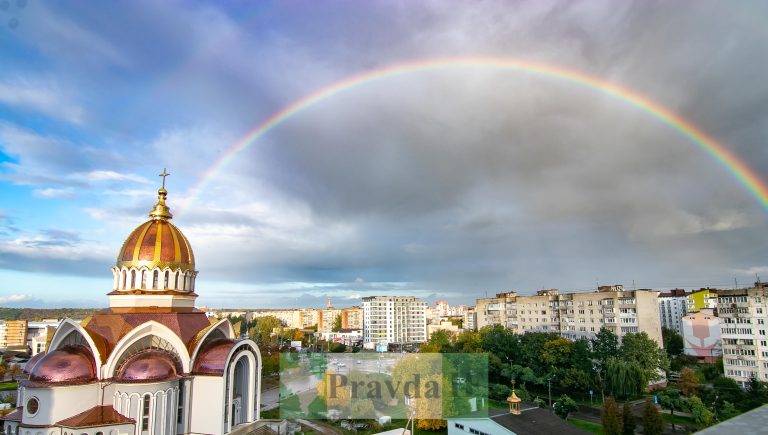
[164,271,170,289]
[130,270,136,289]
[140,270,146,289]
[174,272,179,289]
[95,432,103,435]
[141,395,151,431]
[152,270,159,289]
[121,270,127,289]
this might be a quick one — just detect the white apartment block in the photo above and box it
[362,296,427,345]
[717,286,768,386]
[475,286,663,344]
[463,308,477,331]
[658,289,688,335]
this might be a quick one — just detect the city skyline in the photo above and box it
[2,1,768,308]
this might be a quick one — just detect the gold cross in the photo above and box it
[159,168,170,188]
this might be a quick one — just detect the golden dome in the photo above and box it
[116,185,195,272]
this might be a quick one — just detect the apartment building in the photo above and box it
[475,291,518,330]
[362,296,427,346]
[474,285,663,344]
[340,306,363,330]
[659,289,688,334]
[26,320,59,356]
[318,308,342,333]
[0,320,28,350]
[717,286,768,386]
[688,288,718,312]
[463,308,477,331]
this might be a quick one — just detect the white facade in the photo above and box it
[362,296,427,345]
[658,291,688,335]
[718,286,768,386]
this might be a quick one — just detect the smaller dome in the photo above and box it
[116,350,180,383]
[192,339,235,375]
[23,351,46,374]
[29,346,96,384]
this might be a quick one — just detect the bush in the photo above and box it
[601,396,622,435]
[642,398,663,435]
[553,394,578,420]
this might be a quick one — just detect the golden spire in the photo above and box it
[149,168,173,220]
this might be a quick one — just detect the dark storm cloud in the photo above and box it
[2,1,768,305]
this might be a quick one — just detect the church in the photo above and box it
[2,174,262,435]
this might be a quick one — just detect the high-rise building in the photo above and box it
[0,320,28,350]
[362,296,427,346]
[717,286,768,386]
[659,289,688,334]
[474,285,663,344]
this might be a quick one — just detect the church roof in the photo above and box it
[83,309,212,362]
[56,406,135,429]
[0,407,22,422]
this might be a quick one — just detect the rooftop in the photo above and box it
[56,406,134,429]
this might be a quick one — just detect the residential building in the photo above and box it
[659,289,688,334]
[474,285,663,345]
[475,292,518,330]
[26,320,60,355]
[463,308,477,331]
[682,308,722,363]
[318,308,342,333]
[0,320,28,350]
[687,288,718,312]
[717,285,768,386]
[316,329,363,347]
[340,306,363,330]
[427,320,461,339]
[362,296,427,347]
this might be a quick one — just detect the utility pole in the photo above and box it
[548,376,553,410]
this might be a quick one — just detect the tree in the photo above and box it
[641,398,663,435]
[0,363,6,381]
[553,394,578,420]
[249,315,284,345]
[421,329,453,353]
[662,327,684,357]
[622,402,636,435]
[657,388,686,432]
[620,332,668,382]
[602,396,622,435]
[7,364,20,381]
[745,375,768,410]
[541,338,573,369]
[332,314,342,332]
[688,395,714,429]
[593,328,620,366]
[719,401,739,421]
[605,358,646,399]
[678,367,699,396]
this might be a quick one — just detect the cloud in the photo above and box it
[0,78,85,124]
[70,171,150,184]
[33,187,77,199]
[0,294,35,304]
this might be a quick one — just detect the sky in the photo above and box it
[1,0,768,308]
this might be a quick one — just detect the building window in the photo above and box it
[26,398,39,416]
[130,270,136,288]
[142,395,151,431]
[164,271,170,289]
[152,270,159,289]
[177,382,184,425]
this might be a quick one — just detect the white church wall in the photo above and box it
[22,384,99,427]
[188,376,224,435]
[112,381,178,435]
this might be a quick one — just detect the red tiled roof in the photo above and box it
[56,406,134,429]
[0,407,22,422]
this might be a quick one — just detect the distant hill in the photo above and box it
[0,308,100,321]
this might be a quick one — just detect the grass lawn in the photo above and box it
[662,413,694,425]
[0,381,17,391]
[568,418,603,434]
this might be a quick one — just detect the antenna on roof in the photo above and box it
[632,279,636,291]
[734,277,738,290]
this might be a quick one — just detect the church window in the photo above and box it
[95,432,103,435]
[177,382,184,424]
[141,395,151,431]
[26,398,39,416]
[140,270,146,289]
[152,270,159,289]
[130,270,136,288]
[174,273,179,289]
[121,270,127,289]
[164,271,170,289]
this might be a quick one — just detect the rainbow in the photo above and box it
[181,56,768,213]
